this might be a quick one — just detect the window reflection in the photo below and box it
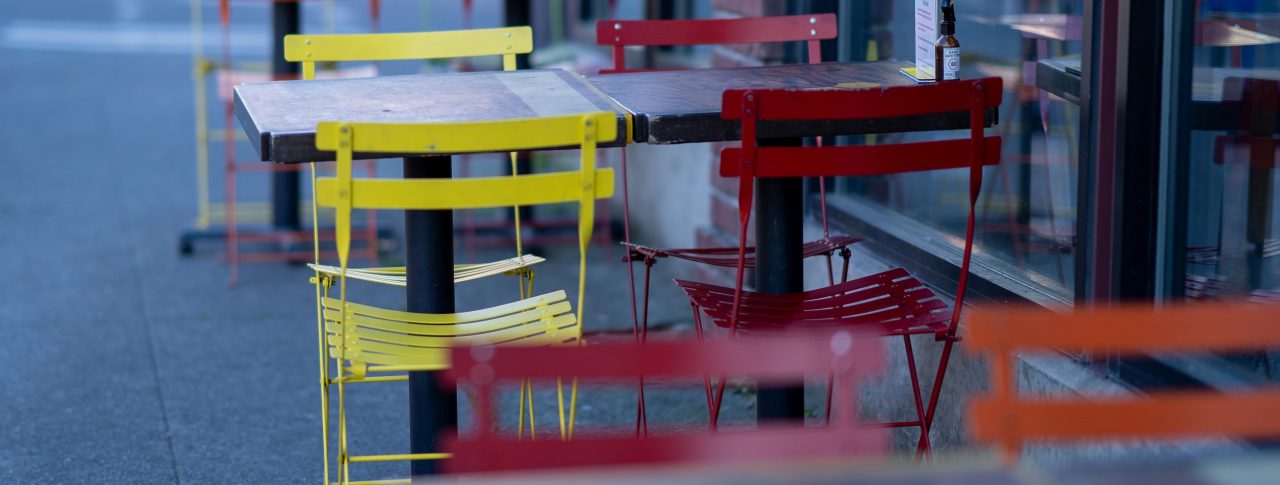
[839,0,1083,298]
[1184,1,1280,301]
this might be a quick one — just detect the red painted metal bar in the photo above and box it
[721,138,1002,178]
[446,338,881,383]
[721,83,1003,121]
[597,14,835,73]
[443,336,885,473]
[624,236,860,268]
[446,426,886,474]
[596,14,836,47]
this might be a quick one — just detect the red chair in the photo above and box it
[595,12,860,433]
[200,0,383,286]
[676,79,1003,453]
[443,333,886,473]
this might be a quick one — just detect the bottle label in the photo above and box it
[942,47,960,80]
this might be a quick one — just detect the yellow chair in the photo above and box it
[313,112,616,484]
[284,27,546,291]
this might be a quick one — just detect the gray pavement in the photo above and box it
[0,2,762,482]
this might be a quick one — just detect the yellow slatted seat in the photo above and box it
[307,254,547,286]
[310,110,616,485]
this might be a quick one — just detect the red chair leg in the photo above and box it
[635,375,648,437]
[824,372,834,425]
[225,120,238,287]
[710,376,726,430]
[840,247,852,284]
[459,155,476,262]
[920,337,957,454]
[631,257,656,436]
[364,160,379,264]
[825,252,835,286]
[691,303,716,428]
[903,334,933,456]
[635,257,654,436]
[691,303,728,430]
[641,258,654,343]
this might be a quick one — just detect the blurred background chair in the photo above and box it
[309,111,615,484]
[186,0,386,285]
[969,303,1280,461]
[444,333,886,474]
[677,79,1003,454]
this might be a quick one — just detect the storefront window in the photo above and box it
[835,1,1083,300]
[1180,1,1280,303]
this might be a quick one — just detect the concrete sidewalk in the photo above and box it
[0,3,756,481]
[6,2,1226,483]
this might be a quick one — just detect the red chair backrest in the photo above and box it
[717,78,1003,335]
[967,303,1280,462]
[442,334,886,473]
[595,14,837,74]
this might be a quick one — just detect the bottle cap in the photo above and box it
[940,1,957,36]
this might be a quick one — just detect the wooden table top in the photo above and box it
[235,62,997,164]
[586,61,995,144]
[234,68,630,164]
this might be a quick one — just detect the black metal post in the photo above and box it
[1017,37,1037,231]
[755,138,806,422]
[505,0,535,238]
[271,1,301,231]
[1156,0,1195,299]
[404,157,457,477]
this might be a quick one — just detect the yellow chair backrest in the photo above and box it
[288,27,540,260]
[284,27,533,80]
[316,112,617,325]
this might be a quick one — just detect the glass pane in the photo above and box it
[839,0,1083,298]
[1176,1,1280,380]
[1183,1,1280,303]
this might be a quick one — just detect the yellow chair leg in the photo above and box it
[527,380,537,440]
[517,380,526,439]
[556,377,567,440]
[569,377,580,439]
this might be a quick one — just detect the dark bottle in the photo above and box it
[934,1,960,81]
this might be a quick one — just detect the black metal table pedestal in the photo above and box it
[270,1,301,233]
[404,157,457,477]
[755,138,806,422]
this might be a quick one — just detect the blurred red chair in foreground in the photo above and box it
[443,333,886,474]
[968,303,1280,462]
[595,12,861,434]
[677,79,1003,454]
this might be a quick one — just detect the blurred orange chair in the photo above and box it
[968,303,1280,461]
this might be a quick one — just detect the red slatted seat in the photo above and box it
[625,234,861,268]
[676,79,1004,456]
[677,268,950,338]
